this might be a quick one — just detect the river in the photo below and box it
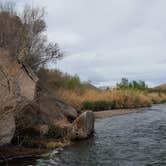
[8,104,166,166]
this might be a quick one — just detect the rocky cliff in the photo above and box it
[0,51,37,145]
[0,50,94,149]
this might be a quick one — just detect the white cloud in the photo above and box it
[13,0,166,87]
[47,30,83,49]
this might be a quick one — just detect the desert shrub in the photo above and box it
[38,68,88,93]
[81,101,92,110]
[47,124,62,139]
[58,89,155,111]
[109,100,119,109]
[12,107,40,146]
[14,109,39,137]
[82,100,120,111]
[147,92,166,105]
[38,69,165,111]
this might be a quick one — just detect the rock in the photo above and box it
[54,98,78,120]
[0,75,20,145]
[35,94,68,122]
[0,50,95,147]
[0,112,15,146]
[35,83,78,122]
[69,111,95,140]
[52,150,60,155]
[0,51,37,146]
[13,82,78,142]
[16,63,38,101]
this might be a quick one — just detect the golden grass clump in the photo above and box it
[56,89,157,111]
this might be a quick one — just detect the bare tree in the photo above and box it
[0,2,63,71]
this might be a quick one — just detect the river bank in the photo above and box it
[52,104,166,166]
[94,103,166,119]
[7,104,166,166]
[94,108,142,119]
[0,104,161,164]
[0,106,149,164]
[0,139,72,164]
[0,108,141,164]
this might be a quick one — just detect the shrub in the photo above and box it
[38,70,159,112]
[109,100,118,109]
[12,107,40,146]
[117,78,148,90]
[0,3,63,71]
[94,101,111,111]
[82,100,118,112]
[47,124,62,139]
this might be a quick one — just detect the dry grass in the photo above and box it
[38,69,166,111]
[147,92,166,104]
[56,89,166,111]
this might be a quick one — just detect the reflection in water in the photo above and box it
[9,104,166,166]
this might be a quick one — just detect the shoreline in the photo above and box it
[0,140,71,164]
[94,103,166,119]
[94,108,145,119]
[0,147,46,164]
[1,104,165,164]
[0,108,149,164]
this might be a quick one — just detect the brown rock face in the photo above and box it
[0,112,15,146]
[0,51,37,146]
[35,83,78,123]
[69,111,95,140]
[0,50,95,146]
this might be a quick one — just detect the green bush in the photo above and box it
[117,78,148,90]
[110,100,120,109]
[93,101,111,111]
[81,101,92,110]
[47,124,62,139]
[82,100,119,112]
[38,68,89,93]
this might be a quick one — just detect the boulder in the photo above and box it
[54,98,78,120]
[0,51,37,146]
[0,70,20,145]
[69,111,95,140]
[35,84,78,122]
[0,50,95,147]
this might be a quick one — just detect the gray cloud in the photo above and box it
[13,0,166,87]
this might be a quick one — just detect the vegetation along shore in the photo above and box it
[0,2,166,164]
[39,69,166,112]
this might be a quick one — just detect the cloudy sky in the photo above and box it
[10,0,166,87]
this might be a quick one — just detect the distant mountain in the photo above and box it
[85,83,100,91]
[154,84,166,91]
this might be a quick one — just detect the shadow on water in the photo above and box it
[5,104,166,166]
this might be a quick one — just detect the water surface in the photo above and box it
[9,104,166,166]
